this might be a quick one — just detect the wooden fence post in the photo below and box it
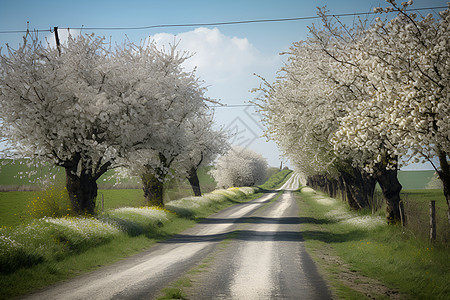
[430,200,436,242]
[399,200,405,232]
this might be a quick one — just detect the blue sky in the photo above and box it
[0,0,446,168]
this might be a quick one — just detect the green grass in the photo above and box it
[259,168,292,190]
[0,159,64,187]
[400,189,448,243]
[401,189,446,208]
[0,159,139,189]
[0,189,146,228]
[297,188,450,299]
[1,234,168,298]
[0,191,36,227]
[96,189,146,210]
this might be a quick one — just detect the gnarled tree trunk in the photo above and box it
[141,153,173,207]
[62,154,110,215]
[339,167,375,210]
[307,170,375,211]
[436,150,450,225]
[65,168,98,215]
[362,171,377,211]
[187,166,202,196]
[141,169,164,207]
[373,157,404,224]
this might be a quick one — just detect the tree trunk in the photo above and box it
[337,175,346,202]
[341,177,361,209]
[362,171,377,211]
[187,166,202,196]
[65,168,98,215]
[373,160,403,224]
[141,168,164,207]
[140,153,174,207]
[437,150,450,225]
[339,167,373,210]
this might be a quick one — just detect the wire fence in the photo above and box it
[402,197,449,244]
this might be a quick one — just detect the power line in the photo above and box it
[208,104,256,108]
[0,6,446,34]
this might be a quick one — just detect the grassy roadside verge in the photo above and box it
[296,187,449,299]
[0,170,293,299]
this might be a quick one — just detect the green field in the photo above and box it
[398,170,437,190]
[0,159,142,190]
[0,164,217,228]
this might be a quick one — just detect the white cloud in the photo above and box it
[152,27,281,94]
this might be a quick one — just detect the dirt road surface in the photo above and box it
[24,173,331,299]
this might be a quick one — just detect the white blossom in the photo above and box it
[210,146,268,188]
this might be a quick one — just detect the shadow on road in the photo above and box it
[161,227,365,244]
[301,229,369,243]
[161,230,305,243]
[198,216,332,225]
[159,213,365,245]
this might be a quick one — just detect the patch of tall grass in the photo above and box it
[26,186,74,219]
[0,216,120,274]
[104,206,175,236]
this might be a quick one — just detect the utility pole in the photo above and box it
[54,26,61,55]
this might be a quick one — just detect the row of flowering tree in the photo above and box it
[256,0,449,224]
[0,32,228,214]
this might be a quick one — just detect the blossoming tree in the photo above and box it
[255,41,376,211]
[210,146,267,188]
[0,33,119,214]
[260,0,449,223]
[331,1,449,223]
[108,41,224,206]
[305,6,406,222]
[179,114,229,196]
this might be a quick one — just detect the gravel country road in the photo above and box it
[24,173,331,299]
[184,173,331,299]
